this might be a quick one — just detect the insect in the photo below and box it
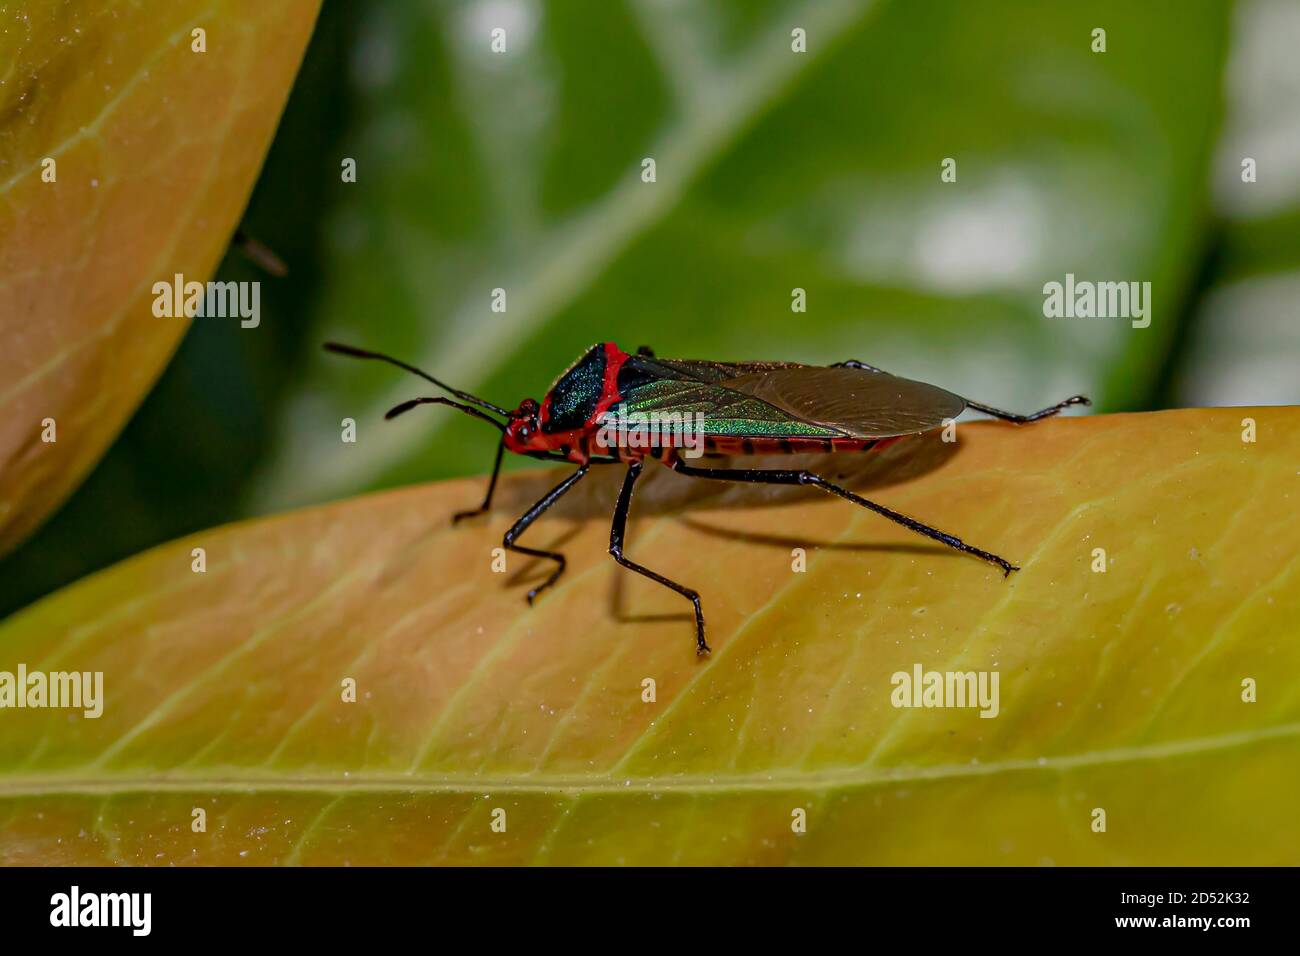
[326,341,1089,655]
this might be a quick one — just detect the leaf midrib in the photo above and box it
[2,720,1293,797]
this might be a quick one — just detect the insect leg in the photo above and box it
[963,395,1090,424]
[830,359,887,373]
[670,459,1018,576]
[503,464,590,604]
[610,462,710,655]
[453,438,505,523]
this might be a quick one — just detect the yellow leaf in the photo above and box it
[0,409,1295,864]
[0,0,321,556]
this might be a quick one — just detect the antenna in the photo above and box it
[323,342,510,417]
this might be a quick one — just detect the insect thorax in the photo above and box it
[542,344,607,433]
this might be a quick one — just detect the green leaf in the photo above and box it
[0,408,1295,864]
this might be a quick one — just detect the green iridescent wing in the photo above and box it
[614,355,966,439]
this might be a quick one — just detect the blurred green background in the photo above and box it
[3,0,1297,618]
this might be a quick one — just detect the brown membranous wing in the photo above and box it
[616,355,966,439]
[720,366,966,439]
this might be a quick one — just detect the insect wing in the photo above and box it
[720,366,967,438]
[614,355,847,438]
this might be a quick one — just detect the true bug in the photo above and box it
[326,341,1089,655]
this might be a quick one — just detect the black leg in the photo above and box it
[610,462,710,655]
[454,439,505,523]
[831,358,887,373]
[964,395,1091,424]
[504,464,589,604]
[670,458,1018,576]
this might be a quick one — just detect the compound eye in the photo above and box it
[517,423,533,441]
